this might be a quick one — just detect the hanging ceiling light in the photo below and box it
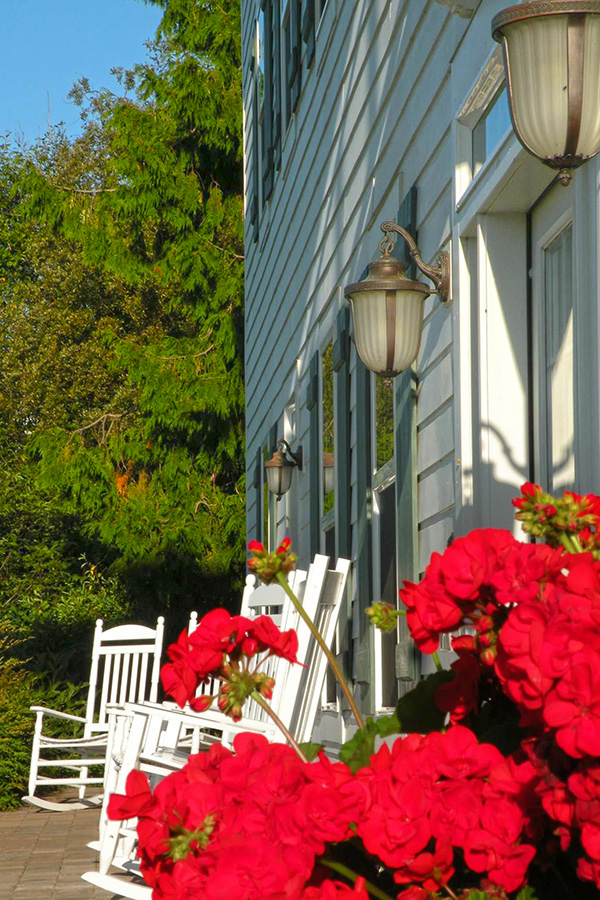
[492,2,600,185]
[344,222,450,376]
[265,439,302,500]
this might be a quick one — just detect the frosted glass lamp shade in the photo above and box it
[349,287,427,375]
[493,3,600,183]
[265,446,297,499]
[323,453,335,495]
[345,251,430,376]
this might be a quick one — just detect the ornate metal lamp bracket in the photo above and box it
[379,222,451,303]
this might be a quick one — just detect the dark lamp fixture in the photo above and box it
[493,2,600,186]
[344,222,450,376]
[265,439,303,500]
[323,452,335,495]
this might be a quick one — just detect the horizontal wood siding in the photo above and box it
[242,0,469,641]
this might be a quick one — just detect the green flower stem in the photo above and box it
[559,531,585,554]
[432,650,443,672]
[276,571,365,729]
[319,858,395,900]
[250,690,309,762]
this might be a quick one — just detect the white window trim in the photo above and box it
[455,45,509,203]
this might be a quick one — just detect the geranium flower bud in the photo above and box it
[366,601,402,633]
[217,669,255,721]
[253,672,276,699]
[248,539,266,554]
[247,537,297,584]
[166,814,217,861]
[190,694,215,713]
[480,646,497,665]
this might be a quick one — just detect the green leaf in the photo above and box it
[298,742,323,762]
[339,720,378,772]
[515,887,539,900]
[374,711,401,737]
[394,669,455,733]
[339,714,402,773]
[463,892,490,900]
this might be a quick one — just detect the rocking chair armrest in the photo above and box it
[29,706,88,724]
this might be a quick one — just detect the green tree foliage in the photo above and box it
[9,0,245,610]
[0,0,244,806]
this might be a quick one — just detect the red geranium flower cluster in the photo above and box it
[247,537,298,584]
[356,726,537,897]
[398,485,600,891]
[513,482,600,551]
[161,607,300,720]
[107,485,600,898]
[107,732,369,900]
[400,527,533,659]
[108,728,540,899]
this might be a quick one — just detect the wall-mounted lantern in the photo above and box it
[493,2,600,186]
[344,222,450,376]
[323,452,335,495]
[265,439,303,500]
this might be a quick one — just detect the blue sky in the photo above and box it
[0,0,163,145]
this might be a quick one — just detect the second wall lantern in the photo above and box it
[265,439,302,500]
[493,2,600,186]
[344,222,450,377]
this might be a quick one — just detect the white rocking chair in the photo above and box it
[83,555,350,898]
[23,616,165,811]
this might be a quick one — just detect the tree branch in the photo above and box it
[51,183,119,195]
[158,345,215,361]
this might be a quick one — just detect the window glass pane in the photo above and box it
[283,9,293,130]
[322,343,335,515]
[376,375,394,470]
[257,13,265,106]
[378,482,398,708]
[544,224,574,493]
[263,445,270,549]
[472,86,511,176]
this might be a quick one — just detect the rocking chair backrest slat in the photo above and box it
[129,655,140,703]
[239,557,328,727]
[110,656,122,706]
[190,569,308,710]
[119,655,131,706]
[84,617,165,735]
[138,655,149,704]
[267,554,331,727]
[290,557,350,745]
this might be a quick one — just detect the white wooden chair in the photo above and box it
[82,555,350,898]
[23,616,165,811]
[88,571,307,856]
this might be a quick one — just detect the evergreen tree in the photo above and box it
[2,0,245,613]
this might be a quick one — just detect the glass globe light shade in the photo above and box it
[345,252,430,376]
[323,453,335,495]
[493,3,600,184]
[265,448,295,500]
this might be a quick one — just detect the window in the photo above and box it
[256,11,266,107]
[531,186,576,495]
[456,47,512,199]
[321,342,337,706]
[472,86,511,177]
[262,443,271,550]
[321,342,335,519]
[542,225,574,492]
[285,0,302,126]
[372,375,398,710]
